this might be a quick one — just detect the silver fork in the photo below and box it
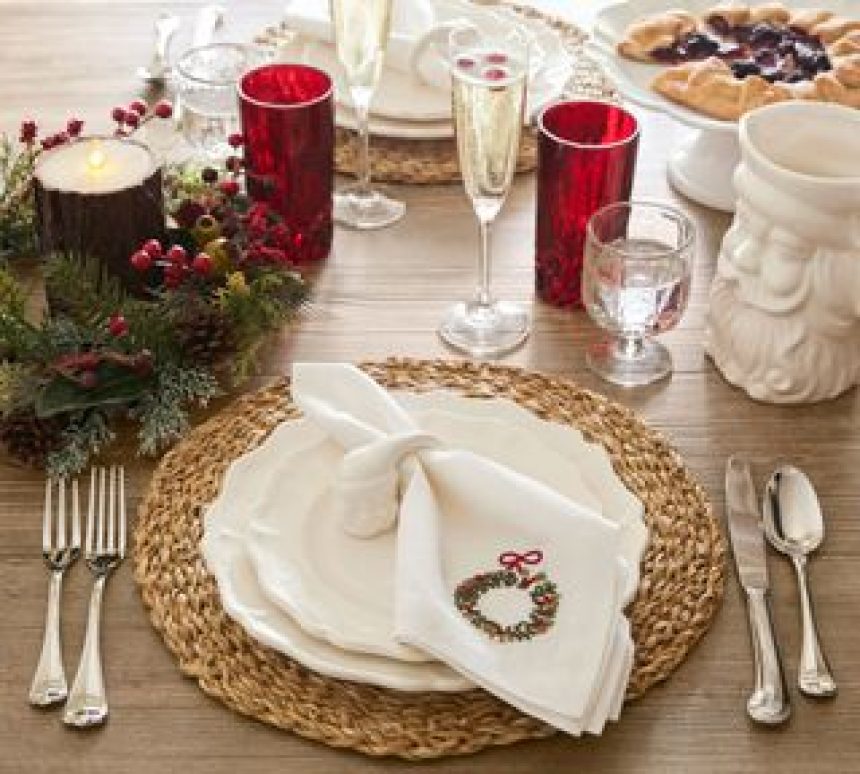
[29,478,81,706]
[63,466,126,727]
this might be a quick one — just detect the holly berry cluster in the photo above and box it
[130,135,305,292]
[19,117,86,151]
[130,238,215,289]
[110,99,173,137]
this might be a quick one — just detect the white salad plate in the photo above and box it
[202,434,474,693]
[589,0,857,211]
[278,0,573,134]
[222,391,646,667]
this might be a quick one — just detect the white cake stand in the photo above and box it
[587,0,855,213]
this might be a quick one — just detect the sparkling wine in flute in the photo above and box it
[438,35,531,358]
[452,50,527,222]
[330,0,404,230]
[330,0,393,102]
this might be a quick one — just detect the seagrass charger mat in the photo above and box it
[133,358,725,760]
[255,2,618,184]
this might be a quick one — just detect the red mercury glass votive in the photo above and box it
[535,101,640,307]
[239,64,334,263]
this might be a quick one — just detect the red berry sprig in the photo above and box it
[111,99,173,138]
[129,239,215,291]
[108,313,129,338]
[18,116,83,151]
[19,119,37,145]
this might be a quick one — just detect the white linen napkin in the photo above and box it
[285,0,451,90]
[291,363,638,734]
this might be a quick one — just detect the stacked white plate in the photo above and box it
[276,0,576,140]
[202,390,647,693]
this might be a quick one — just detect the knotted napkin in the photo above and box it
[291,363,638,734]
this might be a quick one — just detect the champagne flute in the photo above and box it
[439,25,530,357]
[330,0,405,230]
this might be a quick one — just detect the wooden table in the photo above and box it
[1,2,858,772]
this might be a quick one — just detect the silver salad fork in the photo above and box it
[29,478,81,706]
[64,466,126,727]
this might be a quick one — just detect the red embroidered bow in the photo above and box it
[498,549,543,573]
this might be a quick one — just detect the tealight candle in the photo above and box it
[34,136,164,291]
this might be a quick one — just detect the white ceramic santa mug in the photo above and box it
[705,100,860,403]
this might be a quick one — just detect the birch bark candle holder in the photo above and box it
[34,136,164,291]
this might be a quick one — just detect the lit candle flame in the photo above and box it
[86,141,106,172]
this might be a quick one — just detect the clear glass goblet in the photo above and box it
[582,201,695,386]
[438,24,530,358]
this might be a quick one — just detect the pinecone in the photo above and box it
[0,409,64,467]
[174,302,235,365]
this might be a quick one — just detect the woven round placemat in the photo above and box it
[256,2,618,184]
[133,358,724,759]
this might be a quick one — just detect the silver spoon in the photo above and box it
[137,12,181,84]
[762,465,837,697]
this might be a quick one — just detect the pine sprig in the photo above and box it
[218,268,308,382]
[0,133,38,260]
[43,252,129,325]
[45,409,115,477]
[132,363,222,455]
[0,361,38,415]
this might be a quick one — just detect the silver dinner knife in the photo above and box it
[725,456,790,724]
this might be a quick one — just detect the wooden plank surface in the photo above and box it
[1,1,858,772]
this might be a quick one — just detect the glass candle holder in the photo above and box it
[535,101,639,308]
[239,64,334,264]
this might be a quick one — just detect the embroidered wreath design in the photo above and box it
[454,550,560,643]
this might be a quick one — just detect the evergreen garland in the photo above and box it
[0,118,311,475]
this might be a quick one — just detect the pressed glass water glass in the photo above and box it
[176,43,274,159]
[239,64,335,264]
[536,101,639,308]
[582,201,695,386]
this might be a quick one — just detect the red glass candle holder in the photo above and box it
[535,101,639,307]
[239,64,334,263]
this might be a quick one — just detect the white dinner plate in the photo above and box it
[202,447,473,692]
[242,391,647,664]
[276,0,573,133]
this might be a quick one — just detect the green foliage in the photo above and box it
[0,267,26,316]
[36,362,152,418]
[132,363,221,456]
[0,361,38,415]
[45,410,115,478]
[0,134,38,260]
[218,268,308,383]
[43,252,128,325]
[44,252,181,362]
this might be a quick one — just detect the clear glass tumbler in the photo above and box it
[582,201,695,386]
[176,43,274,159]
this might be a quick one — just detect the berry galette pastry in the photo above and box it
[617,3,860,119]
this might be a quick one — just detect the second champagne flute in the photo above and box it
[331,0,405,229]
[439,26,530,357]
